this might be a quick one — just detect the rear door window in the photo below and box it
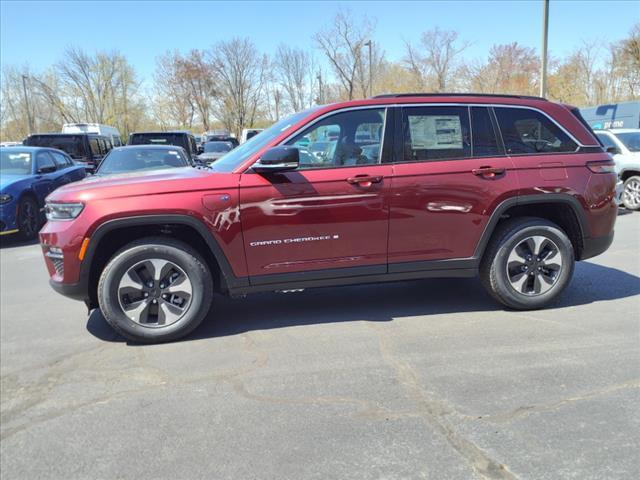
[402,106,471,162]
[36,152,56,172]
[494,107,578,155]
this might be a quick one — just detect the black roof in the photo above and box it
[372,92,547,101]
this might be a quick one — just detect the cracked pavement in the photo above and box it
[1,212,639,479]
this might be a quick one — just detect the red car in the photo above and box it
[40,93,618,343]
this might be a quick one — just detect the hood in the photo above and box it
[47,166,239,203]
[0,174,31,191]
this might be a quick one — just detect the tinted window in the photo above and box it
[36,152,56,171]
[287,108,385,169]
[402,106,471,162]
[471,107,501,157]
[50,151,70,168]
[89,138,100,156]
[494,107,577,155]
[25,135,87,159]
[614,132,640,152]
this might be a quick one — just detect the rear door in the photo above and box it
[388,105,517,270]
[239,107,393,282]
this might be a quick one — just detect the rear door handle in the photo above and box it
[472,166,506,178]
[346,175,383,187]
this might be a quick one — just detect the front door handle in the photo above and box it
[472,166,506,179]
[346,175,383,187]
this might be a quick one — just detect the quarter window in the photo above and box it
[287,108,386,169]
[471,107,501,157]
[89,138,100,156]
[494,107,577,155]
[402,106,471,162]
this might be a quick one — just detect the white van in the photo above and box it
[240,128,263,144]
[62,123,123,147]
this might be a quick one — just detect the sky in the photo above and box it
[1,0,639,90]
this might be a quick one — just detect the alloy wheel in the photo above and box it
[623,177,640,210]
[117,259,193,327]
[19,200,38,237]
[505,235,563,296]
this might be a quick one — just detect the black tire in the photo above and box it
[480,217,575,310]
[97,237,213,343]
[621,175,640,211]
[17,196,40,240]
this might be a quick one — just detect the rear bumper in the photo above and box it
[581,231,614,260]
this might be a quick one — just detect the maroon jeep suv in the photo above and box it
[40,94,617,343]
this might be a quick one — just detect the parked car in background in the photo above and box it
[41,93,617,343]
[24,133,112,172]
[128,131,198,161]
[0,141,22,147]
[1,147,85,239]
[197,141,234,165]
[62,123,123,147]
[93,145,192,176]
[204,131,239,148]
[595,128,640,210]
[241,128,263,143]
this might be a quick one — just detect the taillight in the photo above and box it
[586,160,616,173]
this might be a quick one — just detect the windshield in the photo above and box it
[0,150,32,175]
[204,142,233,153]
[25,135,87,159]
[210,108,319,172]
[614,132,640,152]
[96,147,188,175]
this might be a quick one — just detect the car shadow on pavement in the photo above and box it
[86,260,640,344]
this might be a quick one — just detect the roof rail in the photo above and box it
[372,92,548,101]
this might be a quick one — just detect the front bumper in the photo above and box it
[0,202,19,235]
[49,278,88,302]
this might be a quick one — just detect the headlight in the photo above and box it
[45,202,84,221]
[0,193,13,204]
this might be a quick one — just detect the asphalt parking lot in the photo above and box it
[1,212,639,480]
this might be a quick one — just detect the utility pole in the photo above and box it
[317,71,323,104]
[364,40,373,97]
[21,75,34,134]
[540,0,549,98]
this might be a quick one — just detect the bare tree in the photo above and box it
[273,45,312,112]
[314,11,380,100]
[154,51,196,128]
[178,50,216,130]
[209,38,268,137]
[404,28,469,91]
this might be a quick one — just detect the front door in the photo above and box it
[240,107,393,283]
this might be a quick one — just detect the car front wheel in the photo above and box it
[621,175,640,211]
[480,217,575,310]
[97,237,213,343]
[17,196,40,240]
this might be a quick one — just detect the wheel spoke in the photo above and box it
[145,259,170,283]
[118,269,145,293]
[164,274,192,297]
[509,272,529,293]
[123,299,151,324]
[158,301,184,325]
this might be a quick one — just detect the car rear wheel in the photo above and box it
[17,196,40,240]
[97,237,213,343]
[480,217,575,310]
[621,175,640,211]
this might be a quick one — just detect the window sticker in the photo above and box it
[409,115,462,149]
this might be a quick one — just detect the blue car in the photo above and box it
[0,147,86,239]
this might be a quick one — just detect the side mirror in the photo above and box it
[37,165,56,174]
[606,146,621,155]
[252,146,299,173]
